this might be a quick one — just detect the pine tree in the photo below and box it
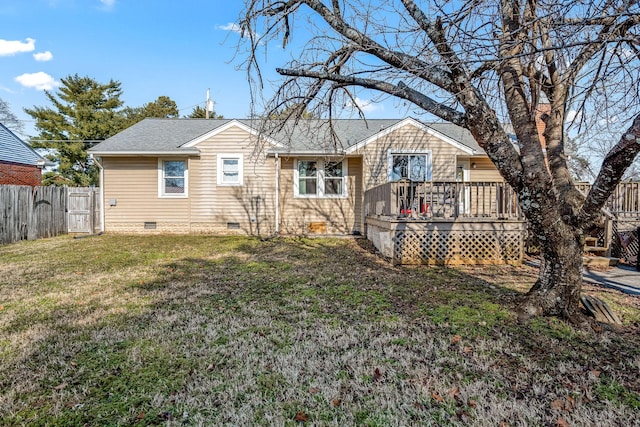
[25,74,126,186]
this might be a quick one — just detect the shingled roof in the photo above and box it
[0,123,46,166]
[90,117,484,155]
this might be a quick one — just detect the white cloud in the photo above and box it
[15,72,60,90]
[565,110,581,123]
[216,23,243,35]
[216,22,262,44]
[33,51,53,62]
[100,0,115,9]
[353,97,384,113]
[0,38,36,56]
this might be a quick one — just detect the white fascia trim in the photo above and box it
[267,150,348,157]
[345,117,476,155]
[90,151,199,156]
[181,120,283,148]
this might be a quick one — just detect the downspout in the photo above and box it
[275,153,280,235]
[91,154,106,233]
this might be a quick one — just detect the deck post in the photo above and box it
[637,226,640,272]
[604,219,613,257]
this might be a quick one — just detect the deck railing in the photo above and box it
[363,181,521,220]
[364,180,640,221]
[575,182,640,218]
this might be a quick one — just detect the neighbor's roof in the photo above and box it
[0,123,47,166]
[89,117,484,156]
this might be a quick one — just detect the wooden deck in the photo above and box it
[363,181,640,266]
[363,181,525,265]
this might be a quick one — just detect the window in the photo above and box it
[324,161,344,195]
[295,159,347,198]
[388,152,432,182]
[298,160,318,196]
[159,159,188,197]
[217,154,243,186]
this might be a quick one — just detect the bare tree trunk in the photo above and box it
[522,221,584,320]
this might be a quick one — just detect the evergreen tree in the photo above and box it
[187,105,223,119]
[25,74,126,186]
[123,95,180,127]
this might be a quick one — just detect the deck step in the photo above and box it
[584,245,609,254]
[583,256,619,268]
[584,236,598,246]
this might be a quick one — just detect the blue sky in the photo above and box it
[0,0,397,138]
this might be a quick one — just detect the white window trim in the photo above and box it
[217,153,244,186]
[294,158,348,198]
[158,158,188,198]
[387,150,433,182]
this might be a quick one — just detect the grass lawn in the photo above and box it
[1,235,639,426]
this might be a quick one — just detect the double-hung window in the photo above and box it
[298,160,318,196]
[388,152,432,182]
[295,159,347,198]
[217,154,243,186]
[159,159,188,197]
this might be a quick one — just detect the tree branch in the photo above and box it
[579,112,640,224]
[561,13,640,104]
[276,67,469,126]
[399,0,469,84]
[298,0,459,92]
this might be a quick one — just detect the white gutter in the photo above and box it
[275,153,280,235]
[90,154,106,233]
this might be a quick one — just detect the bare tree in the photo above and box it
[0,97,25,136]
[572,122,640,181]
[240,0,640,321]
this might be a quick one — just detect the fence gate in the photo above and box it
[67,188,100,233]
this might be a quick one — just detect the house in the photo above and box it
[0,123,47,186]
[89,117,505,238]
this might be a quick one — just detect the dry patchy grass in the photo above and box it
[0,235,639,426]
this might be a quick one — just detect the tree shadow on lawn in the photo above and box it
[133,237,526,328]
[116,238,640,422]
[3,237,640,426]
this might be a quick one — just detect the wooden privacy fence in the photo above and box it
[0,185,100,245]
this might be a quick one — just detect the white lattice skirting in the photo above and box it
[366,217,525,265]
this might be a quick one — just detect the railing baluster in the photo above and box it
[365,180,640,221]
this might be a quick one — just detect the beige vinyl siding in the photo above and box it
[468,157,503,182]
[189,125,276,236]
[467,157,509,215]
[278,157,362,235]
[102,157,190,233]
[355,124,471,189]
[101,124,278,235]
